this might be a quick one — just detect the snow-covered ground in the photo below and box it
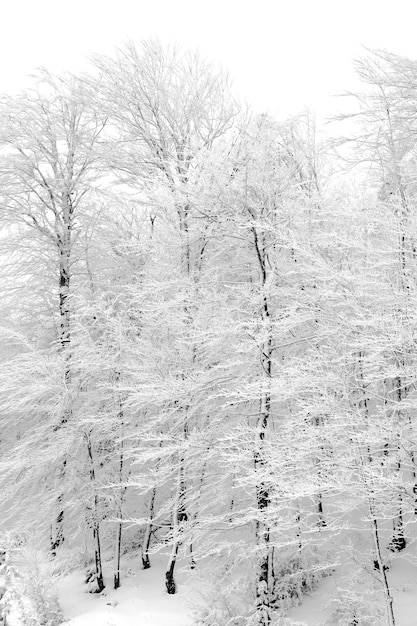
[288,536,417,626]
[50,535,417,625]
[58,553,195,626]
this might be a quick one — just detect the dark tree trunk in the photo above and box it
[51,459,67,554]
[188,453,209,570]
[114,519,122,589]
[164,195,192,594]
[370,502,396,626]
[251,225,273,625]
[141,486,156,570]
[93,522,105,593]
[390,377,406,553]
[317,495,326,528]
[86,435,105,593]
[51,496,64,555]
[165,460,188,595]
[51,222,72,554]
[165,543,179,595]
[114,374,127,589]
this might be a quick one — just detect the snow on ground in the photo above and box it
[288,535,417,626]
[56,534,417,625]
[58,553,195,626]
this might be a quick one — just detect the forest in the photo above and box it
[0,40,417,626]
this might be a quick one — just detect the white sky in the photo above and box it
[2,0,417,122]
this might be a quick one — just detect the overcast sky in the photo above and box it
[2,0,417,122]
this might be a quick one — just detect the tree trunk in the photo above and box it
[141,486,156,570]
[165,542,179,595]
[254,324,272,623]
[114,519,122,590]
[250,224,273,625]
[86,435,105,593]
[189,455,208,570]
[390,377,406,552]
[51,223,72,553]
[92,521,105,593]
[114,394,126,589]
[369,503,396,626]
[317,495,326,527]
[164,197,192,593]
[254,434,271,625]
[165,459,187,594]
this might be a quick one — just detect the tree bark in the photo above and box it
[51,200,73,553]
[141,486,156,570]
[114,384,126,589]
[86,435,105,593]
[251,224,273,624]
[165,453,188,594]
[369,502,396,626]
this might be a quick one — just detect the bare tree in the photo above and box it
[0,69,107,554]
[90,38,239,594]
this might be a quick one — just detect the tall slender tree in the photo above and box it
[0,69,107,552]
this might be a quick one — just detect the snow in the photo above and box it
[287,582,330,625]
[0,529,411,626]
[58,554,194,626]
[287,538,417,626]
[54,542,417,625]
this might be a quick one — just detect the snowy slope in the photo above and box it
[55,533,417,626]
[58,554,194,626]
[288,537,417,625]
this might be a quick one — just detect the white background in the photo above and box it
[1,0,416,121]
